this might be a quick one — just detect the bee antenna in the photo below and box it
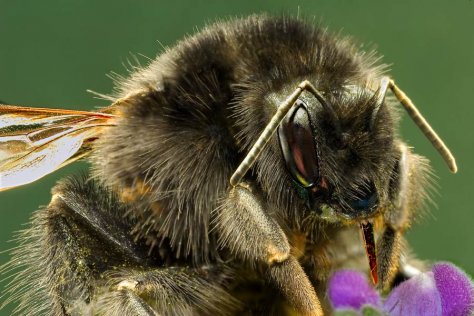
[230,80,312,186]
[230,80,342,187]
[389,78,458,173]
[370,76,390,130]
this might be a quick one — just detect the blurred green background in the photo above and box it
[0,0,472,314]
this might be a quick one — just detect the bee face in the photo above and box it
[264,83,397,223]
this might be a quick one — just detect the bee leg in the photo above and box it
[377,143,430,290]
[215,183,322,316]
[94,290,157,316]
[94,265,238,316]
[267,256,322,316]
[376,224,402,290]
[4,176,236,316]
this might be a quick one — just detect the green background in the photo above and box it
[0,1,472,314]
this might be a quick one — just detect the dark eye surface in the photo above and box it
[348,184,378,211]
[278,100,320,187]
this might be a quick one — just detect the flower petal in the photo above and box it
[432,262,474,316]
[384,271,442,316]
[328,270,381,310]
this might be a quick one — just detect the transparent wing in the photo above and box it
[0,104,115,191]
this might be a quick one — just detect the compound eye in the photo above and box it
[348,183,378,211]
[278,100,320,187]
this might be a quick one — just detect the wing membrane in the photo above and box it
[0,104,115,191]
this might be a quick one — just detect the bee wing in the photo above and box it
[0,105,115,191]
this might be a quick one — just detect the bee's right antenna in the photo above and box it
[389,78,458,173]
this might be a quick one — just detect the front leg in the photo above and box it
[376,143,431,289]
[3,176,238,316]
[95,265,237,316]
[215,183,322,316]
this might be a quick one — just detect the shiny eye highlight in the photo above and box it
[278,100,320,188]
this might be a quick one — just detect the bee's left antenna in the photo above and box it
[389,79,458,173]
[229,81,312,187]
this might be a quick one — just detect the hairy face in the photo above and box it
[249,82,398,225]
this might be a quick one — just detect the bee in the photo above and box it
[0,14,457,315]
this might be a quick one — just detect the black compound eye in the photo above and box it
[278,100,320,187]
[348,183,378,211]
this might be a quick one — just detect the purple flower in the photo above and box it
[328,270,381,310]
[329,262,474,316]
[385,263,474,316]
[433,263,474,316]
[384,271,442,316]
